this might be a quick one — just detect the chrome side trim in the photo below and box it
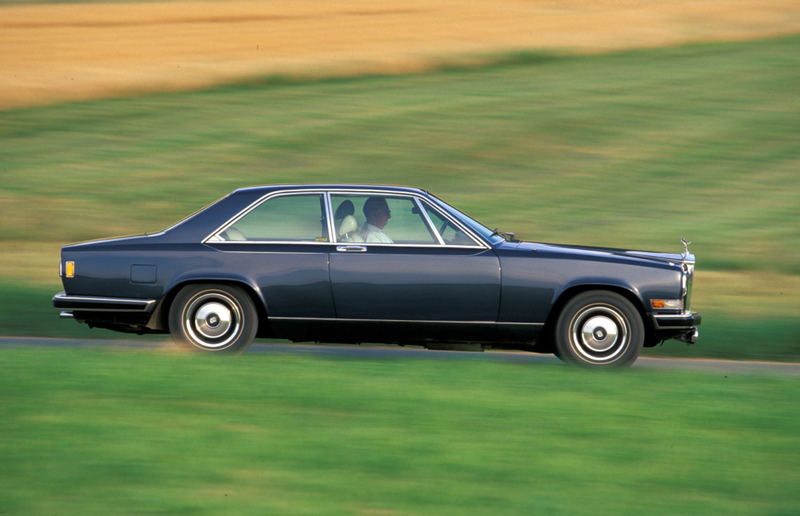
[269,316,543,326]
[53,293,157,313]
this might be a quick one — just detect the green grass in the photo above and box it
[2,36,799,356]
[2,37,798,273]
[1,348,798,515]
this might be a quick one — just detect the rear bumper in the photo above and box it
[53,292,157,313]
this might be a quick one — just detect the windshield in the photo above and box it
[428,193,507,245]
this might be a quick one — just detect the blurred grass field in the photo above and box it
[1,347,799,515]
[1,35,798,359]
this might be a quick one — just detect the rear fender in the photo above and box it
[151,275,268,334]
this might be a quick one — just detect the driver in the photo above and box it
[360,197,393,243]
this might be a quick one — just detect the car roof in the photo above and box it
[155,184,434,243]
[232,184,429,196]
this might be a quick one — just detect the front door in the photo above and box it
[328,194,501,323]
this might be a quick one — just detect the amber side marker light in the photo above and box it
[66,261,75,278]
[651,299,682,309]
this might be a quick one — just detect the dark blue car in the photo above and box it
[53,185,700,367]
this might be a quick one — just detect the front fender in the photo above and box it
[497,250,681,323]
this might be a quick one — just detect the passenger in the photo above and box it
[360,197,393,243]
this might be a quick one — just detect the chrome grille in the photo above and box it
[682,261,694,311]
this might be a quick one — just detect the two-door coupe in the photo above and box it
[53,185,700,367]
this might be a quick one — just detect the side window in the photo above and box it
[331,195,438,245]
[220,194,328,242]
[424,203,481,247]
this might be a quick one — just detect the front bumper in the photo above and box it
[652,311,702,330]
[652,311,702,344]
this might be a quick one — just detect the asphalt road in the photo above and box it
[2,337,799,376]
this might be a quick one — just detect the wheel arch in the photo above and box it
[539,283,653,351]
[151,278,270,337]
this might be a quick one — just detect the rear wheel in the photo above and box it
[169,284,258,353]
[555,290,643,368]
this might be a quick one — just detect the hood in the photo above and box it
[506,241,693,266]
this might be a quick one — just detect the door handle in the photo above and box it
[336,245,367,252]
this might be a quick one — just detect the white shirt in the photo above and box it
[360,223,393,243]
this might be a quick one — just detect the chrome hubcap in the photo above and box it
[571,303,629,362]
[581,316,619,352]
[193,302,232,339]
[184,293,242,349]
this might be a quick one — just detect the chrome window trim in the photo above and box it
[323,192,336,245]
[326,190,487,248]
[203,190,331,244]
[329,190,439,246]
[415,197,446,246]
[204,188,489,250]
[208,241,486,250]
[425,193,501,246]
[417,199,486,248]
[207,239,334,246]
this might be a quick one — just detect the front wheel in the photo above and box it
[169,284,258,353]
[555,291,644,368]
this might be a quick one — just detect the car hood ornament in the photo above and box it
[681,238,692,260]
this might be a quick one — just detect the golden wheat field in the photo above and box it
[2,0,800,109]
